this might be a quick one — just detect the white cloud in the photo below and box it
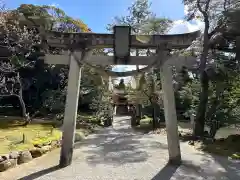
[49,3,60,8]
[167,4,205,35]
[168,20,189,34]
[168,19,204,35]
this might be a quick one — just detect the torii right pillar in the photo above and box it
[160,61,181,165]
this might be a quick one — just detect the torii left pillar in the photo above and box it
[59,51,82,167]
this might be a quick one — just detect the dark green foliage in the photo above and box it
[0,4,98,118]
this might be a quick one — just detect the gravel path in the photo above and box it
[1,116,240,180]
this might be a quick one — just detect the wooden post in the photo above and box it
[237,36,240,61]
[160,63,181,165]
[190,114,195,134]
[108,76,113,126]
[59,51,82,168]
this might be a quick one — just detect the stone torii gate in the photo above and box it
[42,26,199,167]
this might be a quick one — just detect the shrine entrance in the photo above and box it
[42,25,199,167]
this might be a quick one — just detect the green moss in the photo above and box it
[9,143,34,152]
[0,120,62,154]
[231,153,240,160]
[31,130,62,146]
[140,115,152,123]
[0,115,98,154]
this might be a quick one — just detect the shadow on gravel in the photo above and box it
[17,165,60,180]
[74,126,168,166]
[151,156,240,180]
[151,162,180,180]
[207,154,240,180]
[151,160,212,180]
[218,157,240,174]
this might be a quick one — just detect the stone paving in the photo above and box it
[1,116,240,180]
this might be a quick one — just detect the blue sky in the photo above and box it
[8,0,185,33]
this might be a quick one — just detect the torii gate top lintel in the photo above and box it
[43,26,200,77]
[18,16,199,50]
[45,27,200,50]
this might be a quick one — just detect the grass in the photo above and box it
[140,115,152,124]
[135,116,240,158]
[132,115,153,133]
[177,122,240,158]
[0,113,101,155]
[0,119,62,155]
[199,135,240,158]
[133,115,167,133]
[77,113,100,125]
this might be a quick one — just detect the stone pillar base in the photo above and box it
[168,155,182,166]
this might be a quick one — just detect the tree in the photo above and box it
[141,16,172,34]
[0,3,92,124]
[183,0,238,138]
[16,4,90,33]
[0,4,42,124]
[177,0,240,139]
[90,75,113,126]
[107,0,153,32]
[179,51,240,139]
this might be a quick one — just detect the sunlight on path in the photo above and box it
[1,116,240,180]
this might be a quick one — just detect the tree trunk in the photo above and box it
[151,102,158,129]
[135,50,142,124]
[207,84,222,139]
[18,94,31,126]
[17,77,31,126]
[18,94,27,118]
[194,71,209,137]
[193,10,210,138]
[152,104,155,129]
[209,120,219,139]
[136,104,142,125]
[130,106,137,127]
